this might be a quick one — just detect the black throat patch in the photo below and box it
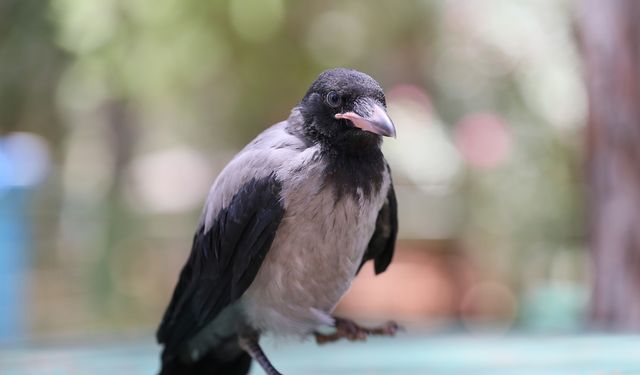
[321,138,386,202]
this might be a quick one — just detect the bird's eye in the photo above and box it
[326,91,341,108]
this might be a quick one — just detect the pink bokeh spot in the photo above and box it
[454,113,512,169]
[387,84,434,113]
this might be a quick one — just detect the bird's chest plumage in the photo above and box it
[241,155,389,335]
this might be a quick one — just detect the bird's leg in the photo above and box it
[314,317,401,345]
[238,333,282,375]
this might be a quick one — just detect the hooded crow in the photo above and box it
[157,68,399,375]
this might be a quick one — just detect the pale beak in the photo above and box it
[335,98,396,138]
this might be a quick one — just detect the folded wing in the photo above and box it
[157,173,285,358]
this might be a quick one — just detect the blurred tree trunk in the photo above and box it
[581,0,640,329]
[92,99,136,311]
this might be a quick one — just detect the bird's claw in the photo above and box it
[314,318,401,345]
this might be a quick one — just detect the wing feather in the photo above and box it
[157,173,285,356]
[358,170,398,275]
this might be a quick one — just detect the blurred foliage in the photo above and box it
[0,0,588,339]
[0,0,67,148]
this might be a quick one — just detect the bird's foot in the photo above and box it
[314,317,401,345]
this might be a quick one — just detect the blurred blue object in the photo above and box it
[0,133,50,341]
[0,188,29,341]
[519,282,588,332]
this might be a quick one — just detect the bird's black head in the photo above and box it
[299,68,396,151]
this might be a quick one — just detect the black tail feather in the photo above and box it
[159,349,251,375]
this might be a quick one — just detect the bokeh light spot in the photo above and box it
[454,113,512,170]
[52,0,117,54]
[305,12,366,67]
[230,0,284,43]
[125,148,214,214]
[385,85,463,195]
[461,281,518,334]
[0,133,50,189]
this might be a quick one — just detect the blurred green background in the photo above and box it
[0,0,593,347]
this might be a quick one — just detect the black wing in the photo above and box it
[157,174,285,356]
[358,178,398,275]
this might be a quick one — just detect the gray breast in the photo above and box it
[241,153,390,336]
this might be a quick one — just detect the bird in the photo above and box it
[156,68,399,375]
